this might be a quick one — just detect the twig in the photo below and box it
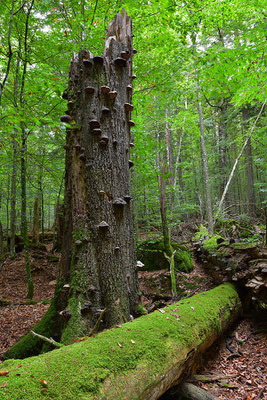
[30,330,64,348]
[189,374,238,383]
[257,386,266,399]
[88,308,106,337]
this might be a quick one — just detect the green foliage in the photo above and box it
[136,240,193,272]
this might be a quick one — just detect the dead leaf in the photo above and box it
[117,342,122,348]
[131,340,135,344]
[0,371,9,376]
[1,382,7,388]
[40,379,48,386]
[17,364,22,368]
[190,306,195,311]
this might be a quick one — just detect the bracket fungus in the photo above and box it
[93,56,104,65]
[89,119,100,129]
[124,195,132,202]
[129,160,134,168]
[108,91,117,100]
[101,106,110,115]
[128,120,135,127]
[92,128,102,135]
[112,198,127,207]
[60,115,72,123]
[99,136,109,145]
[114,57,127,67]
[130,142,135,148]
[121,51,130,60]
[79,154,86,162]
[125,103,134,112]
[97,221,109,230]
[84,86,95,94]
[101,86,110,94]
[82,58,93,67]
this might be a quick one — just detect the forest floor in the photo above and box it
[0,239,266,400]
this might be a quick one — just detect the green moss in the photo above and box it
[0,298,12,306]
[203,235,223,252]
[61,296,87,345]
[136,240,193,272]
[137,304,148,315]
[0,284,240,400]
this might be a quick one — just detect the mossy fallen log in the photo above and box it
[0,284,241,400]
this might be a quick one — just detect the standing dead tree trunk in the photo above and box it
[58,9,139,344]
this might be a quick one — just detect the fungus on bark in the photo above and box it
[83,58,93,67]
[128,120,135,127]
[101,86,110,94]
[121,51,130,60]
[133,48,137,54]
[128,160,134,168]
[101,106,110,115]
[124,195,132,202]
[125,103,134,112]
[132,74,137,80]
[108,91,117,100]
[130,142,134,148]
[92,128,102,135]
[127,85,132,92]
[84,86,95,94]
[60,115,72,123]
[114,57,127,67]
[89,119,100,129]
[93,56,104,65]
[99,136,109,145]
[97,221,109,230]
[63,145,70,151]
[112,198,127,207]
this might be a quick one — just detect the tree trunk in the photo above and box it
[10,137,18,256]
[2,284,242,399]
[0,220,3,257]
[32,197,39,244]
[195,68,213,234]
[52,202,64,252]
[159,158,172,256]
[21,127,33,299]
[242,106,256,218]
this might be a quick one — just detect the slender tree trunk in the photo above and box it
[242,107,256,217]
[32,198,39,244]
[21,127,33,299]
[195,68,213,234]
[0,220,3,257]
[6,171,10,247]
[10,137,18,256]
[159,158,172,255]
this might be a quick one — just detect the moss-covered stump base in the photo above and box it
[136,240,194,272]
[0,284,241,400]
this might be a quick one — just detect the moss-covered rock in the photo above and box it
[136,240,194,272]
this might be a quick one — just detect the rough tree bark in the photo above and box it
[4,10,139,359]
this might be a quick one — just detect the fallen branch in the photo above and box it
[30,331,64,348]
[189,374,238,383]
[178,382,220,399]
[88,307,106,337]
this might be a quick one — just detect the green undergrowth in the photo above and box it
[0,284,240,400]
[136,240,194,272]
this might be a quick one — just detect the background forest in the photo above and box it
[0,0,266,252]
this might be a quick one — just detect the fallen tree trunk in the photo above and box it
[0,284,241,400]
